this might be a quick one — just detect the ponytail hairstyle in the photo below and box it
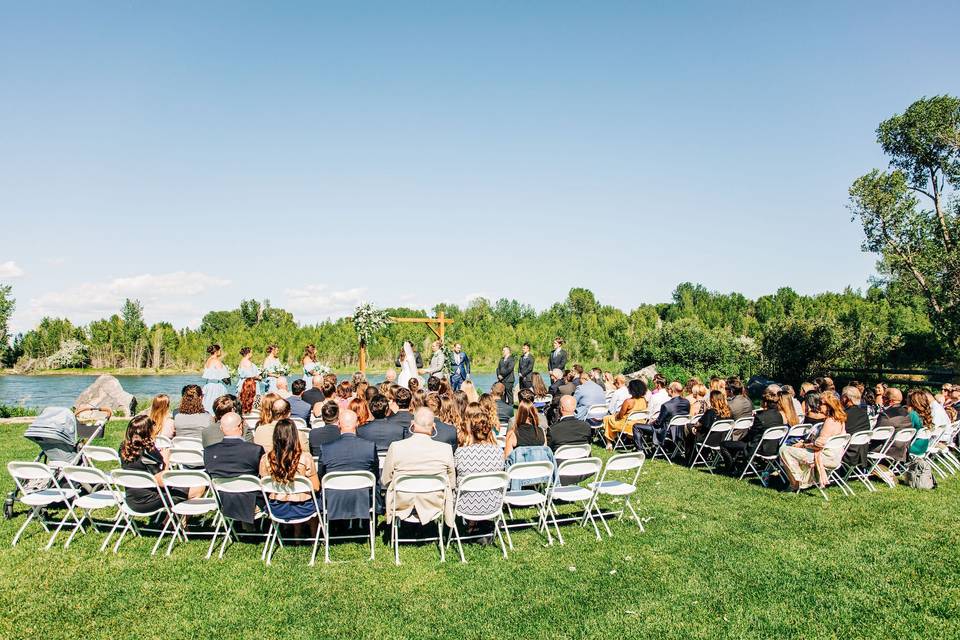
[120,415,156,462]
[239,346,252,357]
[207,344,221,356]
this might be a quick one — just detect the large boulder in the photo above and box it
[75,374,136,417]
[625,364,658,382]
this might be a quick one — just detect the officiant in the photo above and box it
[420,340,447,379]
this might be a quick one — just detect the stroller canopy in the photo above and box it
[25,407,78,451]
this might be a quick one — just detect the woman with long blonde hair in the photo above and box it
[257,392,281,427]
[147,394,175,439]
[461,379,480,403]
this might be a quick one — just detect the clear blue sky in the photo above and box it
[1,1,958,331]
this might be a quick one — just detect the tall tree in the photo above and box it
[0,284,14,364]
[849,95,960,353]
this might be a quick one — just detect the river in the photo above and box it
[0,372,511,409]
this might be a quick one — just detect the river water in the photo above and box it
[0,373,509,409]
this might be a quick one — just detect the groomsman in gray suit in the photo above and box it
[421,340,447,379]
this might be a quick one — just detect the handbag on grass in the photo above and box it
[904,459,936,490]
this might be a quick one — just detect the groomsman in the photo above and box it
[548,337,568,372]
[450,343,471,391]
[496,346,516,405]
[518,343,534,390]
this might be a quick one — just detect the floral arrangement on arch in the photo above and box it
[353,302,391,345]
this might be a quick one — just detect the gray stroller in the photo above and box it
[3,407,107,520]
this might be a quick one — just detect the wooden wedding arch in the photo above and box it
[357,311,454,374]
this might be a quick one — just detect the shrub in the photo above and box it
[624,319,758,382]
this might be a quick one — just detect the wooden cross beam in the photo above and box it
[390,311,454,341]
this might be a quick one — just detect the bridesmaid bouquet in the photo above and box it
[305,362,332,377]
[264,362,290,377]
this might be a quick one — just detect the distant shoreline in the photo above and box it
[0,367,498,377]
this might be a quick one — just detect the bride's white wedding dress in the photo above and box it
[397,341,421,389]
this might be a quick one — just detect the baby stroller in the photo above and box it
[3,407,108,520]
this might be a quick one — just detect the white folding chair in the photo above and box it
[321,470,377,563]
[652,416,688,464]
[446,471,509,563]
[588,452,645,536]
[171,436,203,452]
[259,475,324,566]
[689,420,733,472]
[610,411,647,450]
[783,424,810,444]
[80,445,122,468]
[168,448,205,470]
[739,426,789,484]
[242,413,260,440]
[109,469,175,554]
[154,435,173,450]
[554,443,592,463]
[387,474,449,565]
[210,474,268,559]
[546,457,603,544]
[867,428,917,488]
[57,465,126,551]
[729,417,755,442]
[861,426,895,489]
[158,469,220,557]
[813,434,852,500]
[502,461,556,547]
[495,435,507,449]
[839,430,877,493]
[586,405,608,421]
[7,461,79,548]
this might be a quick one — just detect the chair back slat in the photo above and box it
[605,452,645,472]
[322,471,376,491]
[394,474,447,494]
[557,457,602,478]
[111,469,158,490]
[212,475,262,494]
[161,469,211,489]
[507,461,554,482]
[554,443,591,461]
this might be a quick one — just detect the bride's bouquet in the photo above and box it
[263,362,290,378]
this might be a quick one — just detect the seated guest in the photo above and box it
[634,381,689,452]
[259,419,320,529]
[274,376,292,400]
[254,398,308,454]
[688,383,708,418]
[839,385,871,469]
[146,394,175,439]
[287,379,312,423]
[425,393,458,451]
[531,373,552,408]
[573,370,607,420]
[509,389,548,430]
[781,393,847,490]
[490,383,514,425]
[503,398,548,458]
[803,392,826,425]
[720,385,784,473]
[348,396,373,425]
[202,394,240,448]
[308,401,342,457]
[603,379,648,449]
[336,381,354,412]
[203,412,265,524]
[317,409,382,518]
[876,387,911,430]
[726,379,753,420]
[119,415,202,514]
[606,374,630,415]
[173,384,213,440]
[684,390,731,466]
[777,389,800,426]
[547,396,592,451]
[461,379,480,403]
[387,387,414,433]
[238,378,260,415]
[929,390,950,427]
[479,394,502,433]
[454,402,505,517]
[301,375,326,408]
[907,389,934,458]
[646,374,670,421]
[381,408,456,525]
[781,385,804,423]
[358,394,408,454]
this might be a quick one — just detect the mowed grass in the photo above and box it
[0,421,958,640]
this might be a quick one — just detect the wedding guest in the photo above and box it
[425,393,458,450]
[573,370,606,420]
[301,375,326,408]
[383,368,397,384]
[726,378,753,420]
[603,379,648,449]
[803,392,826,425]
[496,347,516,405]
[259,419,320,533]
[907,389,934,457]
[348,395,372,425]
[452,390,469,430]
[635,381,689,450]
[358,394,408,454]
[120,415,202,514]
[147,394,175,439]
[509,389,548,430]
[254,398,307,454]
[503,398,547,458]
[287,379,312,423]
[548,396,592,451]
[646,374,670,420]
[777,389,800,426]
[479,394,500,433]
[274,377,291,400]
[454,402,504,516]
[688,383,708,418]
[202,394,240,448]
[239,378,259,415]
[490,383,513,425]
[336,381,354,412]
[607,374,630,414]
[684,390,731,465]
[308,401,342,457]
[317,410,382,519]
[781,385,804,423]
[381,408,456,526]
[461,379,479,403]
[721,385,785,473]
[201,344,230,414]
[781,393,847,491]
[203,413,264,524]
[174,384,213,440]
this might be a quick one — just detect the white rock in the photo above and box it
[75,375,135,416]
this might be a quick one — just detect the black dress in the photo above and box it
[514,423,547,447]
[120,447,188,514]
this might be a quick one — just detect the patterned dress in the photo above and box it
[454,444,505,516]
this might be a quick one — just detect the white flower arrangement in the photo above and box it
[353,302,390,345]
[305,362,332,376]
[263,362,290,377]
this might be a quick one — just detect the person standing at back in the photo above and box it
[518,343,535,391]
[548,337,568,373]
[496,347,516,405]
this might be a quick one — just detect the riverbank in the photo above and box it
[1,366,500,377]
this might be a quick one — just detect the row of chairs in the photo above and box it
[7,443,648,565]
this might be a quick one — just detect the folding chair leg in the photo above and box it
[309,520,322,567]
[100,511,124,552]
[437,520,446,563]
[625,498,644,532]
[368,516,376,561]
[323,516,331,564]
[448,521,465,563]
[11,508,38,547]
[151,517,173,556]
[392,517,400,566]
[503,517,514,550]
[64,510,89,549]
[46,504,83,550]
[205,516,222,560]
[494,517,508,559]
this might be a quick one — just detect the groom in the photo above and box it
[449,343,471,391]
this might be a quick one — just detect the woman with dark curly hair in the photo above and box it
[173,384,212,440]
[119,415,202,513]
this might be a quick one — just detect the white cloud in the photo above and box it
[26,271,231,327]
[0,261,25,278]
[283,285,367,323]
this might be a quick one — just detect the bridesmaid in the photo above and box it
[201,344,231,414]
[263,344,281,394]
[236,346,262,395]
[302,344,320,386]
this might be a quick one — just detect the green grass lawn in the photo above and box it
[0,421,958,640]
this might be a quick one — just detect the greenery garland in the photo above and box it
[353,303,390,346]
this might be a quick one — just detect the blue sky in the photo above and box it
[1,1,958,332]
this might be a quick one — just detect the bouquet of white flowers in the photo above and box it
[353,302,390,345]
[264,362,290,377]
[305,362,332,377]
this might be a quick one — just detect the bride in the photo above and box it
[396,341,422,389]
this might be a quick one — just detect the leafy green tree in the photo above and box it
[761,317,849,385]
[0,284,14,365]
